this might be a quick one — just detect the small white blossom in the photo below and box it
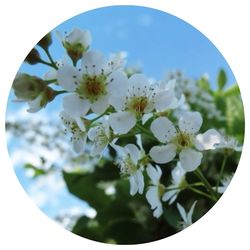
[59,111,87,153]
[215,136,242,152]
[57,51,122,117]
[150,111,222,171]
[177,201,197,229]
[162,162,186,204]
[109,73,178,134]
[57,28,91,51]
[112,143,145,196]
[146,164,165,218]
[87,120,113,156]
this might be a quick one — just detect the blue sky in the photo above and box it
[6,6,236,220]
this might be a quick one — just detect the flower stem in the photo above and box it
[195,169,219,201]
[45,79,57,84]
[89,112,107,124]
[44,48,58,70]
[187,186,217,202]
[136,123,156,141]
[39,59,58,70]
[216,155,228,193]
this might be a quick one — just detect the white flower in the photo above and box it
[162,162,186,204]
[44,58,68,81]
[57,50,121,116]
[109,73,179,134]
[149,111,222,171]
[27,95,44,113]
[113,143,145,196]
[217,174,233,194]
[146,164,165,218]
[59,111,87,153]
[215,136,242,152]
[177,201,197,229]
[87,120,113,156]
[107,51,127,71]
[155,79,185,111]
[57,28,91,51]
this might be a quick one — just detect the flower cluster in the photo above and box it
[12,28,242,222]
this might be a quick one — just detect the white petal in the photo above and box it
[142,113,153,125]
[149,144,176,164]
[125,144,140,164]
[154,90,176,112]
[129,175,138,196]
[75,116,86,131]
[91,142,107,156]
[87,126,99,141]
[27,95,43,113]
[179,148,203,172]
[169,194,178,205]
[67,28,91,47]
[162,189,176,202]
[178,111,203,134]
[217,186,226,194]
[153,204,163,218]
[187,201,197,224]
[146,164,162,185]
[177,203,188,222]
[172,162,186,184]
[63,93,91,117]
[91,94,109,114]
[44,69,57,81]
[150,117,177,143]
[168,94,185,109]
[107,70,129,95]
[136,170,144,194]
[73,136,86,154]
[109,111,136,134]
[195,129,222,150]
[128,73,150,95]
[81,51,105,75]
[146,186,159,209]
[57,65,80,91]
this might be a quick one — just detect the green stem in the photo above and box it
[45,79,57,84]
[216,155,228,193]
[54,90,67,96]
[44,48,58,70]
[136,123,156,141]
[39,59,58,70]
[195,169,219,201]
[187,186,217,202]
[89,112,107,124]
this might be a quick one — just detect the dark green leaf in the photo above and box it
[63,171,111,210]
[217,69,227,90]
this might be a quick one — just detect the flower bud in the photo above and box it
[58,28,91,65]
[27,86,57,113]
[25,48,41,65]
[12,74,46,101]
[37,33,52,50]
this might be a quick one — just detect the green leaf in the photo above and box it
[72,216,105,242]
[197,77,211,92]
[103,219,147,244]
[63,171,111,210]
[24,163,47,178]
[217,69,227,90]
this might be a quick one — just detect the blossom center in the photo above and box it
[174,132,193,149]
[158,184,165,198]
[127,96,148,115]
[76,74,107,102]
[119,156,137,176]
